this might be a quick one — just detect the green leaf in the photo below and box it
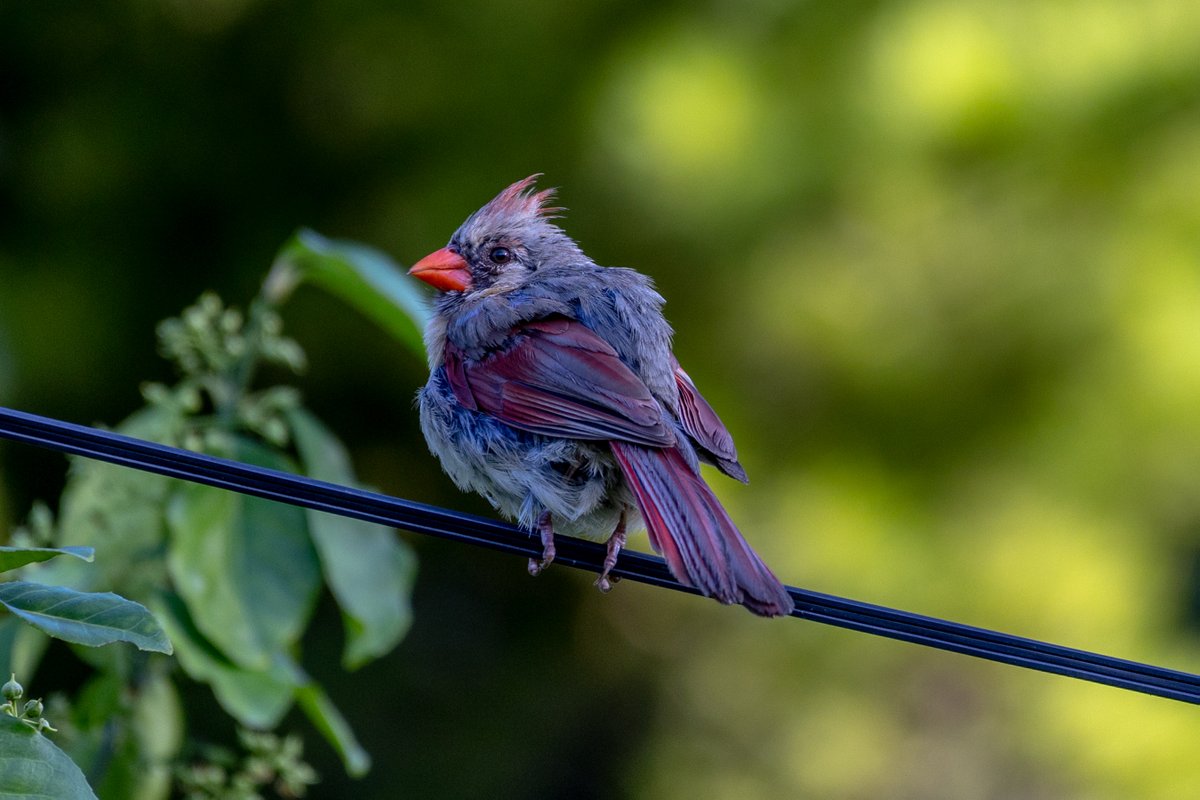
[153,593,296,729]
[0,582,172,653]
[126,670,183,800]
[0,714,98,800]
[291,665,372,777]
[159,590,369,772]
[60,663,182,800]
[0,546,94,574]
[38,405,180,598]
[166,439,321,670]
[0,617,49,681]
[273,228,429,359]
[287,408,416,668]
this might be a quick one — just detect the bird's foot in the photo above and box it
[595,574,620,592]
[527,556,553,576]
[528,512,556,577]
[594,515,627,593]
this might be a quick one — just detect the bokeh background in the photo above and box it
[4,1,1200,797]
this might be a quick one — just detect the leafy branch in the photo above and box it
[0,230,428,799]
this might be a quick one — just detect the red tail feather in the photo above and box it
[610,442,793,617]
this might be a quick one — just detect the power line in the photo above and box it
[1,405,1198,704]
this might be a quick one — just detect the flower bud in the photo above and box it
[1,675,22,702]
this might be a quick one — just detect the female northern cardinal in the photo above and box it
[409,176,793,616]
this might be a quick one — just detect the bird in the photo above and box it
[408,176,793,617]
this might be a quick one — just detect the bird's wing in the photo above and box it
[444,317,676,448]
[672,359,749,483]
[610,440,792,616]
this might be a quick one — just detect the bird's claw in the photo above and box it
[529,512,556,577]
[527,555,554,576]
[594,514,627,594]
[594,573,623,592]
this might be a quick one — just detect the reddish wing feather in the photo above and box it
[673,362,736,460]
[672,360,748,483]
[443,317,790,616]
[445,318,675,448]
[611,441,793,616]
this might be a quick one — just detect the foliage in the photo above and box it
[0,582,171,653]
[6,1,1200,798]
[267,229,429,361]
[0,535,169,796]
[0,236,423,797]
[0,707,96,800]
[176,728,319,800]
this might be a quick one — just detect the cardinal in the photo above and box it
[409,176,793,616]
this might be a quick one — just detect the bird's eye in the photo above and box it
[489,247,512,264]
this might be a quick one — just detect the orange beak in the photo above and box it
[408,247,471,292]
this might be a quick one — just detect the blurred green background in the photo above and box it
[4,0,1200,797]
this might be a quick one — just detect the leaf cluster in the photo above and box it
[0,233,429,798]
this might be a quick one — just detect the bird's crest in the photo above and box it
[481,174,565,221]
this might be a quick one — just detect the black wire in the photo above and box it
[1,405,1198,704]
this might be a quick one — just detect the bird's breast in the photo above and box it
[417,367,631,536]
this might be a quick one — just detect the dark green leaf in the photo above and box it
[61,666,183,800]
[287,408,416,668]
[61,675,132,794]
[274,228,429,359]
[0,582,172,653]
[0,546,94,574]
[166,440,321,670]
[153,593,296,729]
[290,664,372,777]
[0,713,98,800]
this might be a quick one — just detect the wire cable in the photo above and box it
[1,405,1198,704]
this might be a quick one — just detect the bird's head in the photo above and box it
[408,175,583,296]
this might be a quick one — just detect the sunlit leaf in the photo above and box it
[0,582,171,653]
[273,228,429,358]
[0,714,97,800]
[0,546,94,574]
[165,439,321,670]
[287,407,416,669]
